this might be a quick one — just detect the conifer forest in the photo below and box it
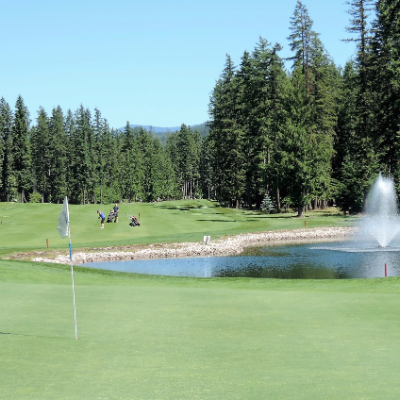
[1,0,399,215]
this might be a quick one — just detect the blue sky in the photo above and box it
[0,0,364,129]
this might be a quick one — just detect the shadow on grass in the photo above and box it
[240,213,296,219]
[197,219,238,223]
[1,332,72,340]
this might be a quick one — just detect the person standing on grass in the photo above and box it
[113,203,119,223]
[97,209,105,229]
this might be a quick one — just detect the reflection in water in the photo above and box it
[79,240,400,279]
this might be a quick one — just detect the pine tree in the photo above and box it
[70,105,93,204]
[284,64,312,216]
[343,0,377,205]
[0,98,13,201]
[64,109,75,201]
[261,192,275,213]
[11,96,32,202]
[120,123,143,202]
[369,0,400,189]
[137,128,162,201]
[48,106,67,203]
[251,39,287,210]
[31,107,50,201]
[208,55,244,206]
[334,61,365,212]
[288,0,317,98]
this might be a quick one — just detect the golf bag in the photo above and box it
[107,211,117,223]
[127,214,140,227]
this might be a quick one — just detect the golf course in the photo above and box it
[1,201,400,399]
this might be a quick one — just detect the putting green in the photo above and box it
[1,260,400,399]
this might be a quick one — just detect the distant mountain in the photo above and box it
[125,125,182,133]
[118,122,210,144]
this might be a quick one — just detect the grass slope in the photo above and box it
[0,200,355,257]
[1,261,400,399]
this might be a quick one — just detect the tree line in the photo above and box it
[207,0,400,215]
[1,0,399,214]
[0,99,203,205]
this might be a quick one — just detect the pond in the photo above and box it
[79,240,400,279]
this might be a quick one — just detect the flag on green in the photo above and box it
[57,197,69,239]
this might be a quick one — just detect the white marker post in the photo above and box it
[57,197,78,340]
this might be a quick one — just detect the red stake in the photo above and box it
[46,238,49,249]
[385,263,387,278]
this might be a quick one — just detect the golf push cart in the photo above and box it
[126,213,140,227]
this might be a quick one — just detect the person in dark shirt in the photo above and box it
[113,203,119,223]
[97,209,105,229]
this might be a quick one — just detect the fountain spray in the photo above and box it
[361,173,400,248]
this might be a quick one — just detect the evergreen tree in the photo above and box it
[49,106,67,203]
[260,192,275,213]
[137,128,162,201]
[284,64,313,216]
[31,107,50,201]
[287,3,334,215]
[251,39,287,210]
[120,123,143,202]
[64,109,75,201]
[343,0,378,205]
[334,61,365,212]
[11,96,32,202]
[70,105,93,204]
[369,0,400,190]
[0,98,13,201]
[177,124,196,199]
[208,55,244,206]
[288,0,317,98]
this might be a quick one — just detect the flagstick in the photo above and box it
[66,198,78,340]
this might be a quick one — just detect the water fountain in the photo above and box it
[79,174,400,279]
[359,173,400,248]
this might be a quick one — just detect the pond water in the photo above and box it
[79,240,400,279]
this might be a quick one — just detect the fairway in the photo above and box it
[1,260,400,400]
[0,200,354,258]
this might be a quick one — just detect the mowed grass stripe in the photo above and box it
[1,260,400,399]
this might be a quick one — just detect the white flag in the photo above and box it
[57,197,69,239]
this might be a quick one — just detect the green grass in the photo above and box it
[2,201,392,399]
[1,260,400,399]
[0,200,356,257]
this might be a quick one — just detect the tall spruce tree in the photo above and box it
[369,0,400,189]
[137,128,162,201]
[0,98,13,201]
[11,96,32,202]
[287,2,340,215]
[208,55,244,205]
[120,123,143,202]
[31,107,50,201]
[343,0,377,206]
[71,105,93,204]
[251,39,287,210]
[49,106,67,203]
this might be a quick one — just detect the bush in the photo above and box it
[29,192,42,203]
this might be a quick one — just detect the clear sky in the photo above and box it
[0,0,363,129]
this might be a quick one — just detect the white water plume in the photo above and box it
[360,174,400,247]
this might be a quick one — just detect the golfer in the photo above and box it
[113,203,119,223]
[97,209,105,229]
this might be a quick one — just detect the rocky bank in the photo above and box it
[31,226,356,265]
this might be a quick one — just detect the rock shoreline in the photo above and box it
[32,226,356,265]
